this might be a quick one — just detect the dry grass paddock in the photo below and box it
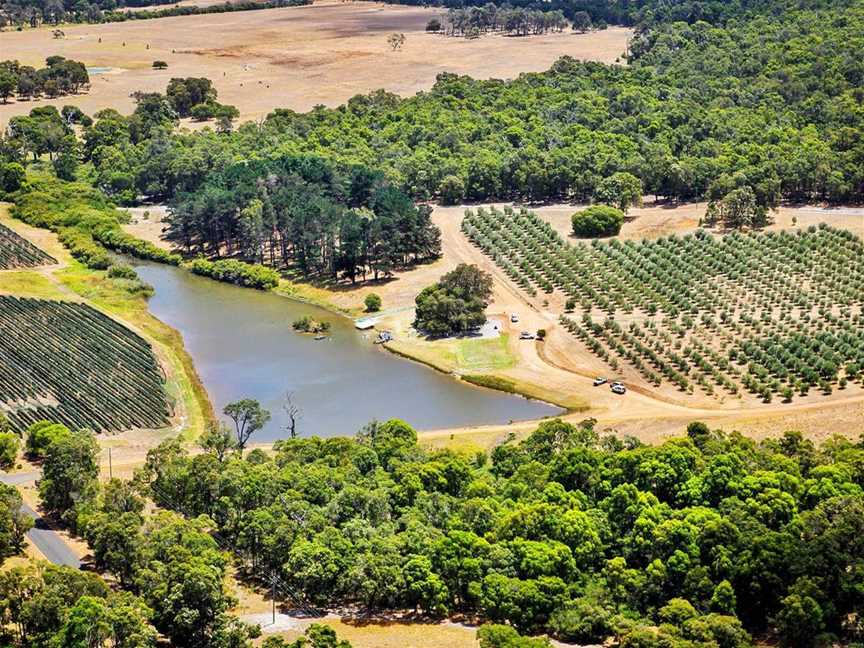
[0,1,632,126]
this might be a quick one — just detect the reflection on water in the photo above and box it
[134,262,561,440]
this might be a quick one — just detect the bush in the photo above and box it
[11,174,181,268]
[107,264,139,280]
[364,293,382,312]
[0,163,27,194]
[426,17,442,32]
[25,421,71,459]
[188,257,280,289]
[0,433,19,469]
[463,374,516,394]
[292,316,330,334]
[93,226,182,265]
[571,205,625,238]
[190,102,216,121]
[439,175,465,205]
[57,227,111,269]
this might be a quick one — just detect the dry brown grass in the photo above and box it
[0,1,631,127]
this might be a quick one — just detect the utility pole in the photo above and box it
[271,571,277,625]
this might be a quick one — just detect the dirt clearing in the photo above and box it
[0,1,631,126]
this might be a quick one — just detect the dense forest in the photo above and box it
[2,0,858,217]
[116,418,864,647]
[168,155,442,280]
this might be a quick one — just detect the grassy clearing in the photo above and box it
[386,333,585,411]
[463,374,517,392]
[275,278,358,316]
[385,334,515,376]
[256,619,478,648]
[0,270,68,299]
[455,335,515,371]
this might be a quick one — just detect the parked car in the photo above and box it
[611,382,626,394]
[593,377,608,386]
[519,331,535,340]
[510,313,519,323]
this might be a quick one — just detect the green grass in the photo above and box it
[0,270,68,300]
[462,374,517,393]
[455,335,515,371]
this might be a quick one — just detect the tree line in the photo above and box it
[3,0,855,218]
[436,6,570,37]
[168,155,442,282]
[0,57,88,103]
[0,0,310,27]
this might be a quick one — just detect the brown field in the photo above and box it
[0,1,631,127]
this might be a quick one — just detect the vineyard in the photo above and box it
[0,296,170,433]
[462,206,864,403]
[0,223,56,269]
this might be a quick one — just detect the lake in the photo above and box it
[133,263,561,440]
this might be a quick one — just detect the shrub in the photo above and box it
[292,316,311,332]
[93,226,182,265]
[57,227,111,269]
[107,264,138,280]
[364,293,382,312]
[463,374,516,393]
[190,102,216,121]
[25,421,71,459]
[0,163,26,194]
[187,257,280,289]
[292,316,330,334]
[571,205,624,238]
[0,433,19,469]
[426,17,442,32]
[439,175,465,205]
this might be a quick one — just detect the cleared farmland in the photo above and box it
[0,296,169,433]
[0,223,57,270]
[462,206,864,403]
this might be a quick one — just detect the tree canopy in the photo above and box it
[128,416,864,647]
[414,263,493,336]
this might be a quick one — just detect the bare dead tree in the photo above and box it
[283,391,302,439]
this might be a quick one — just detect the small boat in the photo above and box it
[314,334,327,341]
[374,331,393,344]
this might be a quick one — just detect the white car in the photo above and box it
[593,377,608,386]
[510,314,519,323]
[519,331,535,340]
[611,382,626,395]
